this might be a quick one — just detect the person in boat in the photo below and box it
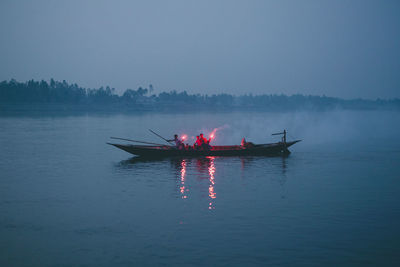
[199,133,211,150]
[194,136,202,149]
[241,137,254,148]
[168,134,184,149]
[185,143,191,150]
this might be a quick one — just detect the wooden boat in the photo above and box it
[108,140,300,158]
[108,130,301,158]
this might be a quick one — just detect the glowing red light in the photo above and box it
[209,128,218,140]
[207,124,229,142]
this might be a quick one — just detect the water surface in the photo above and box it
[1,111,400,266]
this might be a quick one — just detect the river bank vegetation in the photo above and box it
[1,79,399,113]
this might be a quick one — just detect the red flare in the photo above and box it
[209,128,218,140]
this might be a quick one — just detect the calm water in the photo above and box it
[1,111,400,266]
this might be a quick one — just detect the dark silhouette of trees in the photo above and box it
[0,79,87,104]
[122,87,148,103]
[0,79,399,112]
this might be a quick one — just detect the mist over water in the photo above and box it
[1,110,400,266]
[97,109,400,150]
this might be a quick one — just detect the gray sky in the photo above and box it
[0,0,399,99]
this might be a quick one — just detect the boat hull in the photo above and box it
[108,140,301,158]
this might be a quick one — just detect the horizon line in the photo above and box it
[2,78,399,102]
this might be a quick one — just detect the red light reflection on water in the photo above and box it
[177,157,217,209]
[207,156,216,209]
[180,159,187,199]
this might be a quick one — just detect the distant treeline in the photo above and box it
[1,79,399,112]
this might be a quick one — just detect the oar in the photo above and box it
[148,129,174,145]
[110,137,168,146]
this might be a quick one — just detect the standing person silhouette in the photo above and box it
[168,134,184,149]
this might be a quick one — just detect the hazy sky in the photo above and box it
[0,0,399,99]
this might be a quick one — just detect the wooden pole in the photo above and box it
[110,137,167,146]
[148,129,174,145]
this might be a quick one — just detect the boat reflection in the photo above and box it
[117,155,289,209]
